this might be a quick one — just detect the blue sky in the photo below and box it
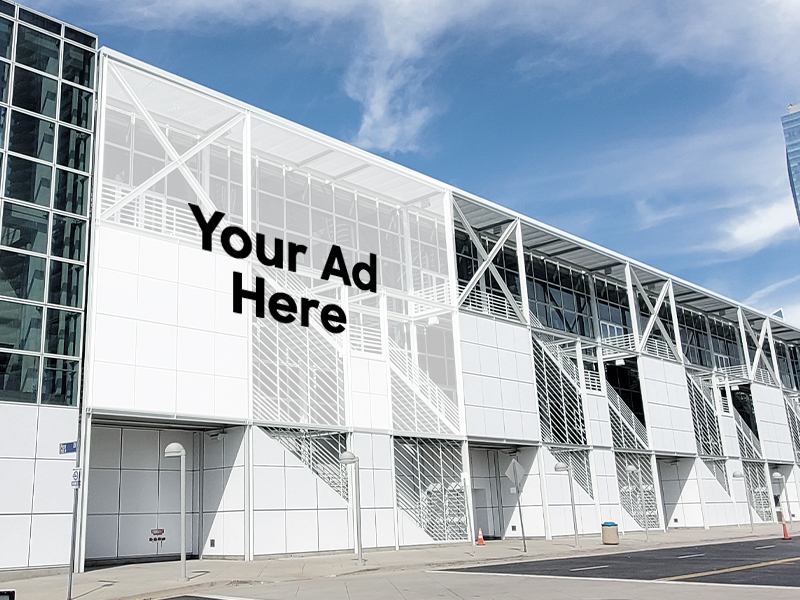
[36,0,800,324]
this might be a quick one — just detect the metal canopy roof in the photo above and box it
[452,193,800,343]
[103,48,800,344]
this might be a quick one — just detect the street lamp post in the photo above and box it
[733,470,754,533]
[625,464,649,541]
[164,442,188,582]
[555,461,579,548]
[340,451,365,566]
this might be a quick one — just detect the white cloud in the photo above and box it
[745,273,800,305]
[715,197,799,253]
[32,1,800,153]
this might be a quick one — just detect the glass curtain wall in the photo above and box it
[0,2,95,407]
[593,277,631,339]
[676,307,713,368]
[524,255,591,337]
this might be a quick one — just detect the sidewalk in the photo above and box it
[2,523,788,600]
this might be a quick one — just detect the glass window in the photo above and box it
[50,214,85,261]
[16,25,59,76]
[19,9,61,35]
[62,43,94,88]
[57,125,90,172]
[5,154,52,205]
[9,110,55,161]
[0,351,39,403]
[0,17,12,59]
[1,202,49,253]
[47,260,83,308]
[12,67,57,118]
[59,83,92,129]
[44,307,80,356]
[0,249,45,301]
[41,357,78,406]
[53,169,87,215]
[64,27,96,50]
[0,61,9,103]
[0,299,42,351]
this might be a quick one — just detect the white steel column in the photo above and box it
[514,221,531,326]
[766,320,782,383]
[737,308,754,380]
[389,435,401,550]
[666,280,685,364]
[537,447,552,540]
[624,263,642,352]
[694,457,710,529]
[461,440,476,545]
[75,410,93,573]
[243,110,254,562]
[244,424,253,560]
[650,454,666,531]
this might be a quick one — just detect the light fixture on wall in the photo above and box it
[207,429,227,440]
[615,359,625,366]
[427,316,440,326]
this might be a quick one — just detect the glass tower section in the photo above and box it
[0,1,96,406]
[782,104,800,227]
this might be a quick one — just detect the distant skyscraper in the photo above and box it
[782,103,800,226]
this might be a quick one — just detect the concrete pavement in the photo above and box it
[1,523,793,600]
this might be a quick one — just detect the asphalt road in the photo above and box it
[451,536,800,587]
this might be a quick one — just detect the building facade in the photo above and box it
[2,1,800,574]
[783,103,800,227]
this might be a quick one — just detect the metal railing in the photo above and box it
[585,369,602,392]
[607,385,648,449]
[643,336,676,361]
[459,284,523,321]
[734,409,762,460]
[753,367,776,387]
[603,333,637,352]
[349,322,383,355]
[388,339,460,435]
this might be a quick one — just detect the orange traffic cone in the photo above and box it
[782,522,791,540]
[477,527,485,546]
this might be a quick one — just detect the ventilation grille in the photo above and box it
[742,460,772,522]
[394,437,468,542]
[614,451,659,529]
[261,427,348,500]
[784,395,800,464]
[686,375,724,458]
[532,336,587,446]
[551,448,593,499]
[702,458,729,493]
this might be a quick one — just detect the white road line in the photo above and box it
[430,570,799,590]
[756,545,776,550]
[678,553,705,559]
[569,565,609,572]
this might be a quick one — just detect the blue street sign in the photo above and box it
[60,442,77,454]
